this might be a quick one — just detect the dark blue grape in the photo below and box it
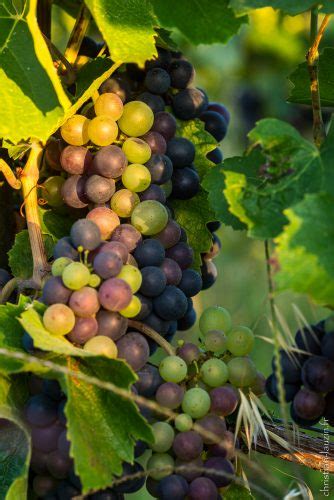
[166,137,195,168]
[271,350,302,384]
[144,68,171,94]
[153,285,188,320]
[42,379,62,401]
[70,219,101,250]
[139,266,167,297]
[138,92,165,113]
[133,293,152,320]
[207,102,231,125]
[157,474,189,500]
[114,462,145,493]
[200,111,227,141]
[207,221,221,232]
[22,331,35,353]
[295,325,324,355]
[178,269,202,297]
[93,251,123,279]
[169,59,195,89]
[204,457,234,487]
[152,112,177,141]
[135,364,163,397]
[200,260,217,289]
[42,276,71,305]
[207,148,223,164]
[139,184,166,204]
[172,167,200,199]
[25,394,58,427]
[53,237,78,260]
[321,332,334,361]
[134,239,165,268]
[172,88,208,120]
[178,307,196,331]
[144,312,171,336]
[265,373,300,403]
[145,48,172,70]
[134,440,147,458]
[0,268,11,286]
[146,154,173,185]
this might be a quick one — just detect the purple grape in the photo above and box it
[31,421,63,453]
[173,431,203,461]
[146,154,173,184]
[152,112,177,141]
[30,448,48,474]
[154,220,181,249]
[160,258,182,285]
[25,394,58,427]
[302,356,334,393]
[47,449,72,479]
[175,456,203,481]
[93,145,128,178]
[33,475,58,497]
[42,276,71,305]
[138,91,165,113]
[53,237,78,260]
[157,474,189,500]
[99,241,129,263]
[188,477,218,500]
[96,310,128,340]
[144,312,171,336]
[67,316,98,344]
[172,88,208,120]
[69,286,100,317]
[57,429,70,456]
[204,457,234,487]
[116,332,150,371]
[140,184,167,203]
[70,219,101,251]
[133,294,152,320]
[93,251,123,279]
[209,430,235,460]
[135,364,163,397]
[111,224,142,252]
[98,278,132,311]
[177,343,201,365]
[293,388,326,420]
[61,175,88,208]
[42,379,62,401]
[210,386,239,416]
[142,131,167,154]
[84,175,115,203]
[196,414,227,444]
[207,102,230,125]
[166,242,194,270]
[155,382,184,409]
[169,60,195,89]
[60,145,93,174]
[321,332,334,361]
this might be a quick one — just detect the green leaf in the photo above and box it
[202,163,248,231]
[229,0,334,16]
[171,189,215,268]
[65,357,153,491]
[84,0,157,66]
[320,117,334,196]
[75,57,115,99]
[0,0,71,143]
[288,48,334,107]
[224,484,254,499]
[154,0,246,45]
[275,193,334,307]
[177,119,217,181]
[223,119,322,238]
[8,230,54,280]
[39,208,76,241]
[155,28,178,51]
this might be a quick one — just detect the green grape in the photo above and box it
[181,387,211,419]
[62,262,91,290]
[117,264,142,293]
[175,413,193,432]
[89,274,102,288]
[226,326,254,356]
[159,355,187,383]
[43,304,75,336]
[110,189,140,217]
[122,164,151,192]
[60,115,90,146]
[43,176,65,207]
[151,422,175,453]
[83,335,118,358]
[122,137,151,164]
[94,92,123,120]
[119,295,141,318]
[147,453,174,480]
[51,257,72,277]
[161,180,173,198]
[117,101,154,137]
[88,115,118,146]
[200,358,229,387]
[227,357,257,387]
[204,330,227,353]
[199,306,232,336]
[131,200,168,236]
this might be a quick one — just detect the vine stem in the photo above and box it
[307,11,331,147]
[128,320,176,355]
[21,143,49,288]
[64,3,91,66]
[0,278,17,304]
[37,0,52,39]
[0,159,21,189]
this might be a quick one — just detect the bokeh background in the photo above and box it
[52,6,333,498]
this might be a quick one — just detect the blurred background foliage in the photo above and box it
[51,5,333,498]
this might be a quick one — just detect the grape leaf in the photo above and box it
[39,208,77,241]
[75,57,115,99]
[288,48,334,107]
[0,0,71,143]
[275,193,334,307]
[177,119,217,181]
[171,189,215,268]
[320,117,334,196]
[153,0,246,45]
[223,119,322,238]
[229,0,334,15]
[64,357,153,491]
[224,484,254,499]
[0,395,31,500]
[202,162,248,231]
[84,0,157,67]
[8,230,54,280]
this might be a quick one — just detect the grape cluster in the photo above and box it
[266,316,334,427]
[133,306,265,499]
[25,375,145,499]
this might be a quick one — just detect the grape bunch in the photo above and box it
[25,374,145,499]
[132,306,265,499]
[266,316,334,427]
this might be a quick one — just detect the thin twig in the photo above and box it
[306,12,331,147]
[128,320,176,355]
[0,278,17,304]
[64,3,91,66]
[0,159,21,189]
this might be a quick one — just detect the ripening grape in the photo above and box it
[70,219,101,251]
[182,387,211,418]
[151,422,175,453]
[122,137,151,164]
[199,306,232,336]
[204,456,234,488]
[60,115,90,146]
[196,414,227,445]
[200,358,229,387]
[135,364,162,397]
[116,264,142,293]
[96,310,128,341]
[86,207,120,241]
[111,224,143,252]
[67,316,98,344]
[98,278,133,311]
[51,257,72,277]
[43,176,65,207]
[154,220,181,249]
[157,475,189,500]
[41,277,71,305]
[155,382,184,409]
[204,330,227,353]
[210,385,239,416]
[147,453,174,480]
[93,145,128,178]
[131,200,168,236]
[61,175,88,209]
[84,175,115,203]
[84,335,118,358]
[227,357,257,387]
[226,326,254,356]
[177,343,201,365]
[60,145,93,175]
[116,332,150,371]
[119,295,141,318]
[62,262,91,290]
[88,115,118,146]
[118,101,154,137]
[142,131,167,155]
[122,164,151,192]
[110,189,140,218]
[175,413,193,432]
[159,355,187,383]
[93,251,123,279]
[140,183,167,204]
[172,431,203,461]
[160,258,182,286]
[43,304,75,335]
[152,111,176,141]
[94,92,123,120]
[99,241,129,263]
[68,286,100,317]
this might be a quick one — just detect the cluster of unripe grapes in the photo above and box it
[266,316,334,427]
